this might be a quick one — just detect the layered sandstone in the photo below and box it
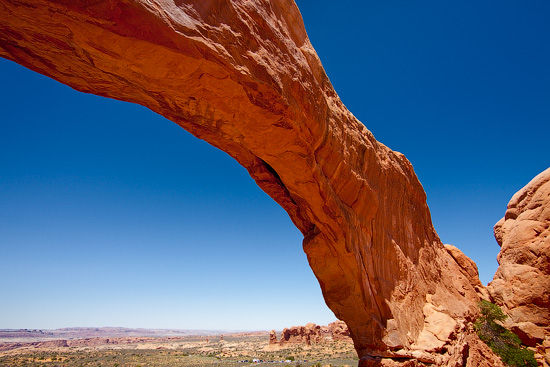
[487,168,550,357]
[0,0,484,364]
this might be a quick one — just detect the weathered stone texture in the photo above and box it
[487,167,550,361]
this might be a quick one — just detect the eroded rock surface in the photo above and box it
[279,323,324,345]
[1,0,486,364]
[487,167,550,359]
[273,321,351,345]
[330,320,351,341]
[269,330,278,345]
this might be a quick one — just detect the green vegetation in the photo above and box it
[475,300,537,367]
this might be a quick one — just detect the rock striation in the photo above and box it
[487,167,550,361]
[0,0,491,365]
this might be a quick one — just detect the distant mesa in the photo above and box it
[0,328,247,353]
[0,337,162,352]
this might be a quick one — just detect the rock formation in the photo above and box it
[269,330,278,345]
[274,321,351,345]
[0,336,186,352]
[487,167,550,362]
[444,244,491,301]
[280,323,323,345]
[330,321,351,341]
[0,0,489,365]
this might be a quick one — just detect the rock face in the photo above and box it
[487,167,550,354]
[0,0,485,364]
[444,244,483,289]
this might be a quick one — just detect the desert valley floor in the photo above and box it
[0,332,358,367]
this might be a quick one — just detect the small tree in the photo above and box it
[475,300,537,367]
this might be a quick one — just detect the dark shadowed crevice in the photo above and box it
[250,158,315,236]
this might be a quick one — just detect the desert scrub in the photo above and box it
[475,300,537,367]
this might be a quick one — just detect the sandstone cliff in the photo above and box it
[487,167,550,363]
[0,0,489,365]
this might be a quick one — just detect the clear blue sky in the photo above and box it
[0,0,548,331]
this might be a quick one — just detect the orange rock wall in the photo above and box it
[487,168,550,351]
[0,0,480,362]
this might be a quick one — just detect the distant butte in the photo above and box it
[0,1,548,366]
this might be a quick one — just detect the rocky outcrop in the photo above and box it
[444,244,490,301]
[274,322,350,345]
[487,167,550,361]
[0,0,485,364]
[329,321,351,341]
[279,323,323,345]
[444,244,482,288]
[269,330,278,345]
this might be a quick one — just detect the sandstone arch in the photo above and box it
[0,0,481,363]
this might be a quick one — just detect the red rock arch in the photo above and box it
[0,0,479,363]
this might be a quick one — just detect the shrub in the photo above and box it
[475,300,537,367]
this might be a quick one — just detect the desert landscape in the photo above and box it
[0,0,548,366]
[0,324,357,367]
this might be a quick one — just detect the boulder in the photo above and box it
[510,322,545,347]
[411,301,457,353]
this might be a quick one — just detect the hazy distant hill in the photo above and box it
[0,327,234,342]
